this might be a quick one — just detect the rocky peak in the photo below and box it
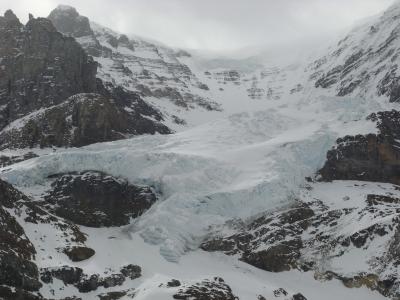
[0,9,22,31]
[48,5,94,38]
[3,9,18,22]
[0,10,98,128]
[54,4,78,13]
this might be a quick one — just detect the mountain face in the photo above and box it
[48,5,221,129]
[311,2,400,102]
[1,2,400,300]
[0,9,169,150]
[0,10,97,126]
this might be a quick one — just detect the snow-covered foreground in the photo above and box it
[6,178,393,300]
[35,226,386,300]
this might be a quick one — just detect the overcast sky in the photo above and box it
[0,0,396,51]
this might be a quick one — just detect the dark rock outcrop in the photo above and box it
[201,185,400,299]
[0,9,171,149]
[98,290,132,300]
[41,266,83,285]
[0,179,42,298]
[0,11,97,128]
[43,171,157,227]
[0,206,41,293]
[41,264,141,293]
[167,279,182,287]
[63,246,95,262]
[319,110,400,184]
[0,152,38,167]
[242,239,303,273]
[292,293,308,300]
[0,91,170,149]
[201,203,314,272]
[0,286,43,300]
[120,264,142,280]
[173,277,237,300]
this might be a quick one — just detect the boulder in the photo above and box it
[167,279,181,287]
[63,246,95,262]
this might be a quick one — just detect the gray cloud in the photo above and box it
[0,0,395,51]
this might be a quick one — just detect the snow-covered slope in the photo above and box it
[47,3,400,131]
[48,5,222,130]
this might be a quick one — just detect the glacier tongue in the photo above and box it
[0,106,371,261]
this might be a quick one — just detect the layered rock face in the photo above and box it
[201,203,314,273]
[48,5,103,57]
[48,5,220,126]
[0,9,170,149]
[319,110,400,184]
[310,2,400,101]
[0,180,41,299]
[0,92,169,149]
[0,11,97,127]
